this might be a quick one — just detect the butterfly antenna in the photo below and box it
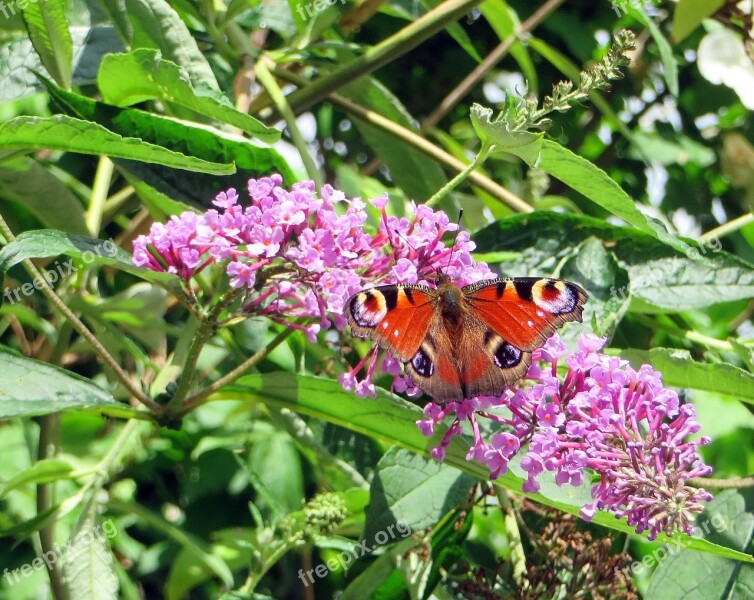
[444,209,464,276]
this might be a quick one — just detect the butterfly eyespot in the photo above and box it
[494,342,522,369]
[532,280,579,315]
[350,291,387,328]
[410,348,434,377]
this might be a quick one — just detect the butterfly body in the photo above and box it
[345,275,587,402]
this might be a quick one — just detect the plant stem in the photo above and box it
[423,0,566,129]
[182,326,296,412]
[684,330,734,353]
[239,536,303,594]
[425,142,493,207]
[496,487,527,588]
[272,67,533,212]
[86,156,113,235]
[699,212,754,245]
[690,475,754,488]
[36,321,74,600]
[37,414,69,600]
[633,314,734,353]
[167,288,243,413]
[0,214,159,412]
[256,58,322,188]
[285,0,483,113]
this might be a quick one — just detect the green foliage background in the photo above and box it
[0,0,753,598]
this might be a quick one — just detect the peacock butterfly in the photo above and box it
[345,273,588,402]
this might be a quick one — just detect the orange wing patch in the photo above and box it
[465,278,586,350]
[345,285,436,361]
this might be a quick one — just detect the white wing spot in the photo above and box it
[527,320,534,327]
[393,330,399,337]
[536,310,545,318]
[382,322,389,329]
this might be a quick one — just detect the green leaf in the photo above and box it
[64,505,119,600]
[418,0,481,62]
[538,140,690,254]
[339,536,417,600]
[671,0,725,43]
[126,177,196,218]
[619,348,754,404]
[109,498,234,587]
[22,0,72,88]
[227,373,752,561]
[470,103,544,167]
[624,244,754,312]
[474,212,754,313]
[1,503,62,537]
[0,230,183,294]
[342,76,447,202]
[0,28,125,103]
[478,0,538,94]
[248,428,305,515]
[630,6,678,97]
[626,131,716,167]
[0,116,234,175]
[0,157,88,234]
[0,458,75,497]
[41,80,294,203]
[98,49,279,143]
[0,346,118,418]
[364,447,476,545]
[561,237,630,338]
[124,0,221,91]
[645,489,754,599]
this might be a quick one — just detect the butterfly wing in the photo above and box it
[434,277,588,401]
[402,312,532,402]
[463,277,587,351]
[345,285,437,361]
[402,308,465,401]
[458,319,534,399]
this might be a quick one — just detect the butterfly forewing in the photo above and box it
[463,277,587,350]
[345,285,435,361]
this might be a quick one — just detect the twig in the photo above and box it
[423,0,566,129]
[0,214,159,412]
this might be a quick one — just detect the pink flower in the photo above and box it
[227,261,256,288]
[415,333,713,539]
[131,177,491,393]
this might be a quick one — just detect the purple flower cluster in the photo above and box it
[418,333,712,539]
[132,175,712,539]
[132,175,492,355]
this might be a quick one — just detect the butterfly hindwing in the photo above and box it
[463,277,587,351]
[345,285,436,361]
[403,312,534,402]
